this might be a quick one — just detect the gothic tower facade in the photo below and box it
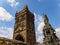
[43,14,59,45]
[13,5,36,45]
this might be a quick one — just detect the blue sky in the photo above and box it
[0,0,60,43]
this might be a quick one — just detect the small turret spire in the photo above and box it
[24,5,28,10]
[43,13,49,24]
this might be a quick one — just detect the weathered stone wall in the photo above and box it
[0,37,26,45]
[13,5,36,45]
[0,40,26,45]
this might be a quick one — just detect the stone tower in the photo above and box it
[13,5,36,45]
[43,14,59,45]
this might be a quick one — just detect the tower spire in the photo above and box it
[43,13,49,24]
[23,5,28,10]
[43,14,59,45]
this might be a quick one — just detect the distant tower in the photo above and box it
[13,5,36,45]
[43,14,59,45]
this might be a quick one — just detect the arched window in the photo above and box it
[15,35,24,42]
[46,30,50,34]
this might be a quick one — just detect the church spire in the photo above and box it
[43,14,59,45]
[23,5,28,10]
[43,13,49,24]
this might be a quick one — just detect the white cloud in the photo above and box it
[37,36,44,43]
[34,13,45,34]
[6,0,19,7]
[34,13,43,24]
[37,21,44,43]
[38,22,45,34]
[0,27,13,39]
[0,7,14,21]
[34,13,45,43]
[55,27,60,39]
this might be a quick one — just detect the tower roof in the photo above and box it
[43,13,48,21]
[15,5,34,18]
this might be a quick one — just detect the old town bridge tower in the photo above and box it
[13,5,36,45]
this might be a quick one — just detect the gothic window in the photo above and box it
[46,30,50,34]
[51,37,54,43]
[15,35,24,42]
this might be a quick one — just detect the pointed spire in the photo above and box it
[43,13,48,21]
[43,13,49,24]
[24,5,28,10]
